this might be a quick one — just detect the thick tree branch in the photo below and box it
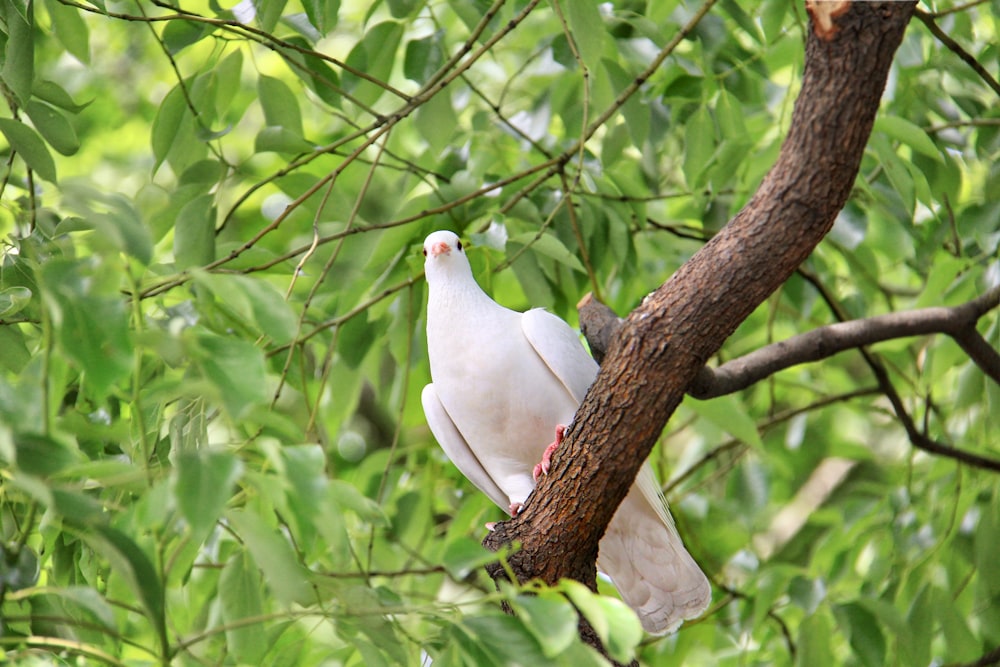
[483,0,917,647]
[582,284,1000,396]
[689,284,1000,397]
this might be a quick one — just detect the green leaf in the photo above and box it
[871,134,915,215]
[835,602,885,667]
[0,543,39,592]
[916,255,965,308]
[32,79,89,112]
[258,75,304,135]
[174,448,243,537]
[403,32,441,83]
[796,612,833,667]
[219,550,268,663]
[226,509,313,605]
[282,35,342,108]
[193,272,298,344]
[0,0,34,105]
[936,586,980,662]
[57,180,154,264]
[252,0,286,32]
[508,232,586,273]
[151,83,189,172]
[173,193,216,268]
[513,593,579,658]
[343,21,404,106]
[561,579,641,664]
[716,90,747,139]
[721,0,764,44]
[187,331,270,420]
[0,326,30,373]
[385,0,421,19]
[301,0,340,34]
[24,99,79,156]
[685,394,763,448]
[565,1,606,71]
[0,118,57,182]
[0,285,31,316]
[874,115,942,162]
[34,586,116,632]
[83,525,167,651]
[683,107,714,187]
[45,0,90,63]
[162,18,211,54]
[414,87,456,155]
[13,433,82,477]
[40,258,133,395]
[254,126,315,154]
[462,614,552,666]
[441,536,495,580]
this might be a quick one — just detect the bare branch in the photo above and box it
[578,285,1000,398]
[915,8,1000,99]
[689,284,1000,398]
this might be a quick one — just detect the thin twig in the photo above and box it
[915,8,1000,98]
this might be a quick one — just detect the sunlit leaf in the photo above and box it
[875,115,943,162]
[226,509,313,605]
[45,0,90,63]
[174,448,243,536]
[686,394,764,448]
[24,100,79,156]
[0,286,31,317]
[0,0,34,105]
[219,550,268,663]
[39,258,133,395]
[187,332,270,420]
[343,21,403,106]
[173,194,216,268]
[0,118,57,182]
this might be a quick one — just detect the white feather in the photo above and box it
[421,230,710,634]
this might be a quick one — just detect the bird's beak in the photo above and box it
[428,241,451,257]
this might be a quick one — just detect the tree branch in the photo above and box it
[914,8,1000,99]
[689,284,1000,397]
[483,0,917,650]
[581,284,1000,398]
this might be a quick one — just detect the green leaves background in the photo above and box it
[0,0,998,665]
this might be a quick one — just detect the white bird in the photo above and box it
[420,230,711,634]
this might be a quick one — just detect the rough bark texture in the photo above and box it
[483,2,917,661]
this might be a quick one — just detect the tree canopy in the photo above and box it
[0,1,998,666]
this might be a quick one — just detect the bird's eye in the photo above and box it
[422,248,427,256]
[456,240,463,251]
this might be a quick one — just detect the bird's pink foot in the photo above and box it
[533,424,568,481]
[508,502,524,516]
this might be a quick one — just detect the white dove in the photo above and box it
[420,230,710,634]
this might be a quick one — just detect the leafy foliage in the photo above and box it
[0,0,998,665]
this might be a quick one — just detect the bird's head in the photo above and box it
[422,230,472,284]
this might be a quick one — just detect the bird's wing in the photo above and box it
[521,308,598,404]
[421,384,511,512]
[598,484,712,634]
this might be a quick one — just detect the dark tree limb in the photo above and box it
[688,284,1000,397]
[914,8,1000,99]
[580,283,1000,397]
[483,0,918,657]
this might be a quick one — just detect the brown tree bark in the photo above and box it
[484,1,917,661]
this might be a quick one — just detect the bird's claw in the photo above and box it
[532,424,567,481]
